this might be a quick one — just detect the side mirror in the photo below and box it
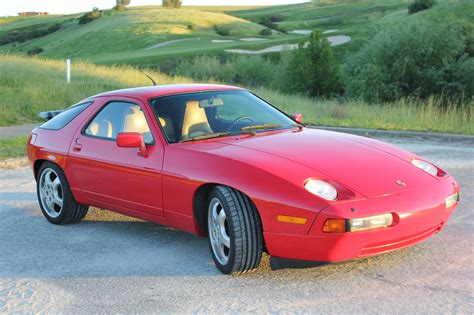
[291,113,303,124]
[116,132,148,157]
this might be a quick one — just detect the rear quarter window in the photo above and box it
[40,102,92,130]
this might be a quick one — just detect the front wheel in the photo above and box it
[37,162,88,225]
[207,186,263,274]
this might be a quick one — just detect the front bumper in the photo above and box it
[264,176,459,262]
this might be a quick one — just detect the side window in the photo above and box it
[40,102,92,130]
[84,102,154,144]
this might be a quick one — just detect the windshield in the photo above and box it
[150,90,298,143]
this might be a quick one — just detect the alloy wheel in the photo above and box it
[39,168,64,218]
[208,197,231,265]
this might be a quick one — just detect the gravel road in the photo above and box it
[0,137,473,313]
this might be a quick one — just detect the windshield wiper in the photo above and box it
[180,123,303,143]
[179,132,233,143]
[240,123,303,132]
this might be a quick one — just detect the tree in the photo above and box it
[114,0,130,10]
[287,31,342,97]
[408,0,436,14]
[163,0,182,9]
[116,0,131,6]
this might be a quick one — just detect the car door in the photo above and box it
[68,96,165,216]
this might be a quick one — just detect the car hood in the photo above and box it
[218,128,437,198]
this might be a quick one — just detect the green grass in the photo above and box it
[232,1,412,41]
[0,136,28,159]
[0,53,192,125]
[1,1,472,67]
[0,1,413,66]
[0,6,266,63]
[0,54,471,135]
[231,0,474,58]
[257,88,473,135]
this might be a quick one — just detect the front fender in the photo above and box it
[162,142,334,236]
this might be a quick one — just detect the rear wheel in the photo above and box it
[37,162,88,224]
[207,186,263,274]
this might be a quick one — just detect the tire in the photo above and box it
[207,185,263,274]
[36,161,89,225]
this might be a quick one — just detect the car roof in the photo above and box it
[91,84,246,101]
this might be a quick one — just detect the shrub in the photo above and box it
[287,31,342,97]
[259,28,272,36]
[47,24,61,33]
[187,24,194,31]
[78,10,102,24]
[442,56,474,99]
[163,0,182,9]
[258,18,287,34]
[408,0,436,14]
[0,23,61,46]
[270,15,284,22]
[344,19,469,102]
[27,47,44,55]
[259,20,277,30]
[174,55,233,82]
[114,4,126,11]
[173,55,277,88]
[232,55,274,87]
[214,25,230,37]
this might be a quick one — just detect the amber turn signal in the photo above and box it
[277,215,307,225]
[322,219,347,233]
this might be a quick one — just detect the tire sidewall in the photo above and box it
[207,188,236,274]
[36,162,72,224]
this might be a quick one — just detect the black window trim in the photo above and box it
[39,101,94,131]
[81,99,156,146]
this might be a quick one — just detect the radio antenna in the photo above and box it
[140,70,157,86]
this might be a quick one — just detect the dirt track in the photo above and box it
[0,136,473,313]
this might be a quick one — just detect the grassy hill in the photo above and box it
[0,7,266,61]
[1,1,472,67]
[233,0,411,36]
[0,1,414,65]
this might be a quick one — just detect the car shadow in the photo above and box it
[0,201,429,281]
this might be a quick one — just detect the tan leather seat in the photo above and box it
[123,106,153,143]
[158,114,175,141]
[124,106,150,133]
[88,120,112,138]
[181,100,212,140]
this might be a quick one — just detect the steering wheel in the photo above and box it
[226,116,255,132]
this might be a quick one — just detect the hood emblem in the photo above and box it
[396,180,407,187]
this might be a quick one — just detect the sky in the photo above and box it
[1,0,308,17]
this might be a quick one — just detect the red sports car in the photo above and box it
[28,84,460,274]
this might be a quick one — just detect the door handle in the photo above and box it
[73,144,82,152]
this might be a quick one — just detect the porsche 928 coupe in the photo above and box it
[27,84,460,274]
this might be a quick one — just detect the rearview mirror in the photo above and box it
[116,132,148,157]
[199,98,224,108]
[291,113,303,123]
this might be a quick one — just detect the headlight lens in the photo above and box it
[304,179,337,201]
[411,159,438,176]
[348,213,394,232]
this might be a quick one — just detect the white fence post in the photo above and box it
[66,59,71,83]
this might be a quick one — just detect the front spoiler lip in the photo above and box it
[269,221,446,271]
[269,256,333,270]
